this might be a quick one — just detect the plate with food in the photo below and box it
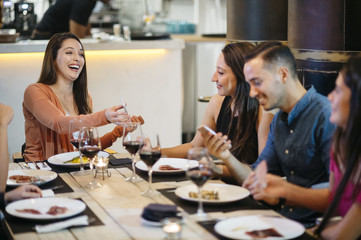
[135,158,198,174]
[175,183,250,204]
[214,215,305,239]
[5,197,86,220]
[7,170,57,186]
[47,151,109,168]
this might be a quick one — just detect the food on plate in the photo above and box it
[47,206,68,215]
[158,165,181,171]
[188,190,219,200]
[64,156,89,164]
[16,208,41,214]
[15,205,68,215]
[245,228,283,238]
[9,175,37,183]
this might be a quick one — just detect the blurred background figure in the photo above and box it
[31,0,110,39]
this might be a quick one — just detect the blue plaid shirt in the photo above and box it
[253,86,336,227]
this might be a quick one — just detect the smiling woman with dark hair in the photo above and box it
[23,32,143,162]
[162,42,274,181]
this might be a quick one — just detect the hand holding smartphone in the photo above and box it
[197,125,232,150]
[197,125,216,136]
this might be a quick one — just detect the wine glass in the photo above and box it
[186,147,213,220]
[79,126,102,189]
[139,134,161,196]
[70,119,90,176]
[122,122,144,183]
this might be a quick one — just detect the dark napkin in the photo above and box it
[141,203,179,222]
[109,158,132,166]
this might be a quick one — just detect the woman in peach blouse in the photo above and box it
[23,32,144,161]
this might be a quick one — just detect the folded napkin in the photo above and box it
[26,162,52,171]
[41,189,55,198]
[141,203,179,222]
[109,158,132,166]
[35,215,89,233]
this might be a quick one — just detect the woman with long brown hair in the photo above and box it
[23,32,143,161]
[162,42,273,173]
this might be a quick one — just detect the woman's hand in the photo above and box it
[105,105,129,125]
[111,115,145,138]
[5,185,42,203]
[203,132,232,160]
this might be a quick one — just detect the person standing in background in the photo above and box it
[31,0,110,39]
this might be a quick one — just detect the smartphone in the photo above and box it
[197,125,216,136]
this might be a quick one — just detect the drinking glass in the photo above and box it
[79,126,102,189]
[70,119,90,176]
[143,0,155,35]
[186,147,213,220]
[139,134,161,196]
[122,122,144,183]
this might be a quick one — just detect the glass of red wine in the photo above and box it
[139,134,161,196]
[70,119,90,176]
[186,147,213,220]
[79,126,102,188]
[122,122,144,183]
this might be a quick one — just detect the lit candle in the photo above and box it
[162,218,182,240]
[95,157,108,172]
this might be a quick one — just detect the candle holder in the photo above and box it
[94,157,111,180]
[162,217,182,240]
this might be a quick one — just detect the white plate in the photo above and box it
[135,158,198,174]
[175,183,250,204]
[214,215,305,239]
[47,151,109,168]
[7,170,57,186]
[5,197,86,220]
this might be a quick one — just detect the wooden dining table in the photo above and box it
[3,153,317,240]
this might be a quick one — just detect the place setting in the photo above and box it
[3,196,103,234]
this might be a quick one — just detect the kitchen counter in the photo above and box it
[0,38,185,156]
[0,38,184,53]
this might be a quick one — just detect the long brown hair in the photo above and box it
[315,55,361,235]
[222,42,259,164]
[37,32,92,114]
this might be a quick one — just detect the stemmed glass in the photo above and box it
[122,122,144,183]
[143,0,155,35]
[79,126,102,189]
[70,119,90,176]
[186,147,214,220]
[139,134,161,196]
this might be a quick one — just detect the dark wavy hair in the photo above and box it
[37,32,92,114]
[222,42,259,164]
[245,41,298,79]
[315,55,361,235]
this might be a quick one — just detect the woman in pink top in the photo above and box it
[23,32,144,161]
[244,55,361,239]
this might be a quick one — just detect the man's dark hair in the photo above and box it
[245,41,298,78]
